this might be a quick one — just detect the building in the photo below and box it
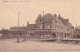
[34,13,74,40]
[74,26,80,38]
[1,13,74,41]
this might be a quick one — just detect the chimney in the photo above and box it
[58,14,61,19]
[27,22,29,26]
[54,14,57,17]
[58,14,60,17]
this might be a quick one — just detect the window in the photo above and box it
[55,25,56,29]
[62,26,63,29]
[45,24,50,29]
[67,28,70,31]
[40,25,42,29]
[47,25,50,28]
[57,25,59,28]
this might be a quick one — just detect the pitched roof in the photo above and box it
[26,24,38,29]
[9,26,26,31]
[9,24,38,31]
[76,26,80,29]
[58,16,68,24]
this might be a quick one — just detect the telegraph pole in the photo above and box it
[75,21,78,38]
[43,11,45,38]
[18,11,20,27]
[17,11,20,43]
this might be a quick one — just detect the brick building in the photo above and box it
[1,13,74,41]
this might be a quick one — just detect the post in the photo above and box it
[17,11,20,43]
[17,32,19,42]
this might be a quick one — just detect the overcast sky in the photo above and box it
[0,0,80,30]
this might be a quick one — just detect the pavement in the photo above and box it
[0,39,80,52]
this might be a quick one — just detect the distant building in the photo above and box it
[74,26,80,38]
[1,13,74,40]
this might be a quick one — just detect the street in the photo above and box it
[0,39,80,52]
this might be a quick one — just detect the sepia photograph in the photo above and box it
[0,0,80,52]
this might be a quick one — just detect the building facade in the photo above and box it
[1,13,74,41]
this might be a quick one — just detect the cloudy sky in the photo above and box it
[0,0,80,29]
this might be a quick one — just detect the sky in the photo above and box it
[0,0,80,30]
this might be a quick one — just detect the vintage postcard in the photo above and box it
[0,0,80,52]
